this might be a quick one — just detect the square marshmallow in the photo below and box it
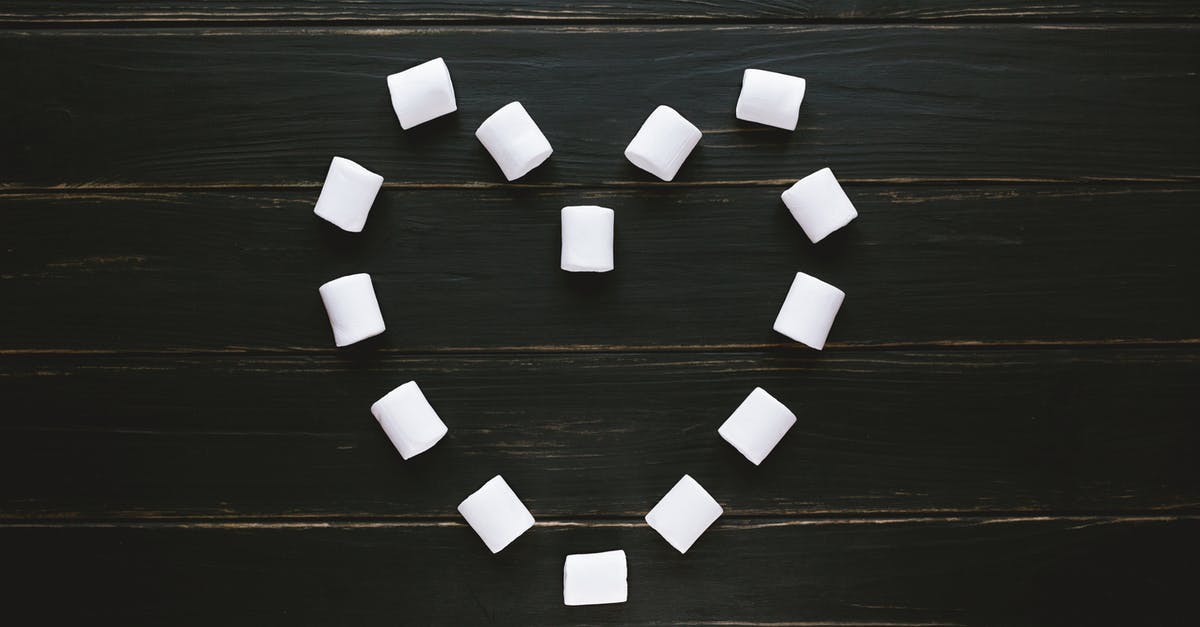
[458,475,536,554]
[312,157,384,233]
[736,68,807,131]
[561,205,615,272]
[718,387,797,465]
[624,105,702,182]
[387,57,457,129]
[370,381,448,460]
[318,273,386,347]
[475,101,553,181]
[563,550,628,606]
[773,272,844,350]
[645,474,722,554]
[781,167,858,243]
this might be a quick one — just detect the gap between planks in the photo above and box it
[2,177,1199,196]
[1,338,1198,358]
[0,513,1194,530]
[2,17,1200,31]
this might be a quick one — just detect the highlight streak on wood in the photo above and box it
[1,2,1198,26]
[0,514,1192,530]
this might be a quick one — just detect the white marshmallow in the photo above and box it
[318,273,386,347]
[560,205,615,272]
[718,388,797,465]
[781,168,858,243]
[563,550,628,606]
[624,105,702,181]
[386,57,457,130]
[644,474,722,554]
[475,102,553,181]
[458,475,536,554]
[736,68,807,131]
[312,157,384,233]
[370,381,448,460]
[772,272,844,350]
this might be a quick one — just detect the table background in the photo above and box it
[2,2,1198,625]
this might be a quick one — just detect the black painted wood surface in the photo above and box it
[3,26,1198,188]
[3,1,1197,25]
[3,349,1197,519]
[4,518,1197,624]
[2,186,1197,351]
[1,3,1197,626]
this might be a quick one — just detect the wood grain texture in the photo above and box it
[2,1,1197,25]
[2,186,1197,351]
[2,26,1198,188]
[3,517,1197,625]
[2,349,1196,519]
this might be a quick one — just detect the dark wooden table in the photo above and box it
[2,2,1198,625]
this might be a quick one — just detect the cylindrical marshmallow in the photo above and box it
[736,68,807,131]
[772,271,844,350]
[318,273,386,347]
[624,105,702,182]
[563,550,628,606]
[387,57,457,130]
[781,167,858,243]
[475,102,553,181]
[312,157,384,233]
[370,381,448,460]
[644,474,722,554]
[457,475,536,554]
[560,205,615,272]
[718,387,797,465]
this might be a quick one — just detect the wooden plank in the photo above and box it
[2,1,1196,25]
[1,349,1196,519]
[2,186,1197,351]
[2,26,1197,187]
[2,517,1196,624]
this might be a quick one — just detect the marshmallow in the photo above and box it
[736,68,807,131]
[563,550,628,606]
[370,381,448,460]
[475,102,553,181]
[458,475,536,554]
[781,168,858,243]
[624,105,702,181]
[718,388,797,465]
[645,474,722,554]
[772,272,844,350]
[560,205,615,272]
[387,57,457,130]
[312,157,384,233]
[318,273,386,347]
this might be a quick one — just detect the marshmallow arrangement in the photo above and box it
[370,381,449,459]
[563,550,628,606]
[318,273,386,347]
[625,105,702,181]
[476,101,554,181]
[719,387,797,465]
[458,475,537,553]
[308,58,862,605]
[313,157,384,232]
[560,205,615,272]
